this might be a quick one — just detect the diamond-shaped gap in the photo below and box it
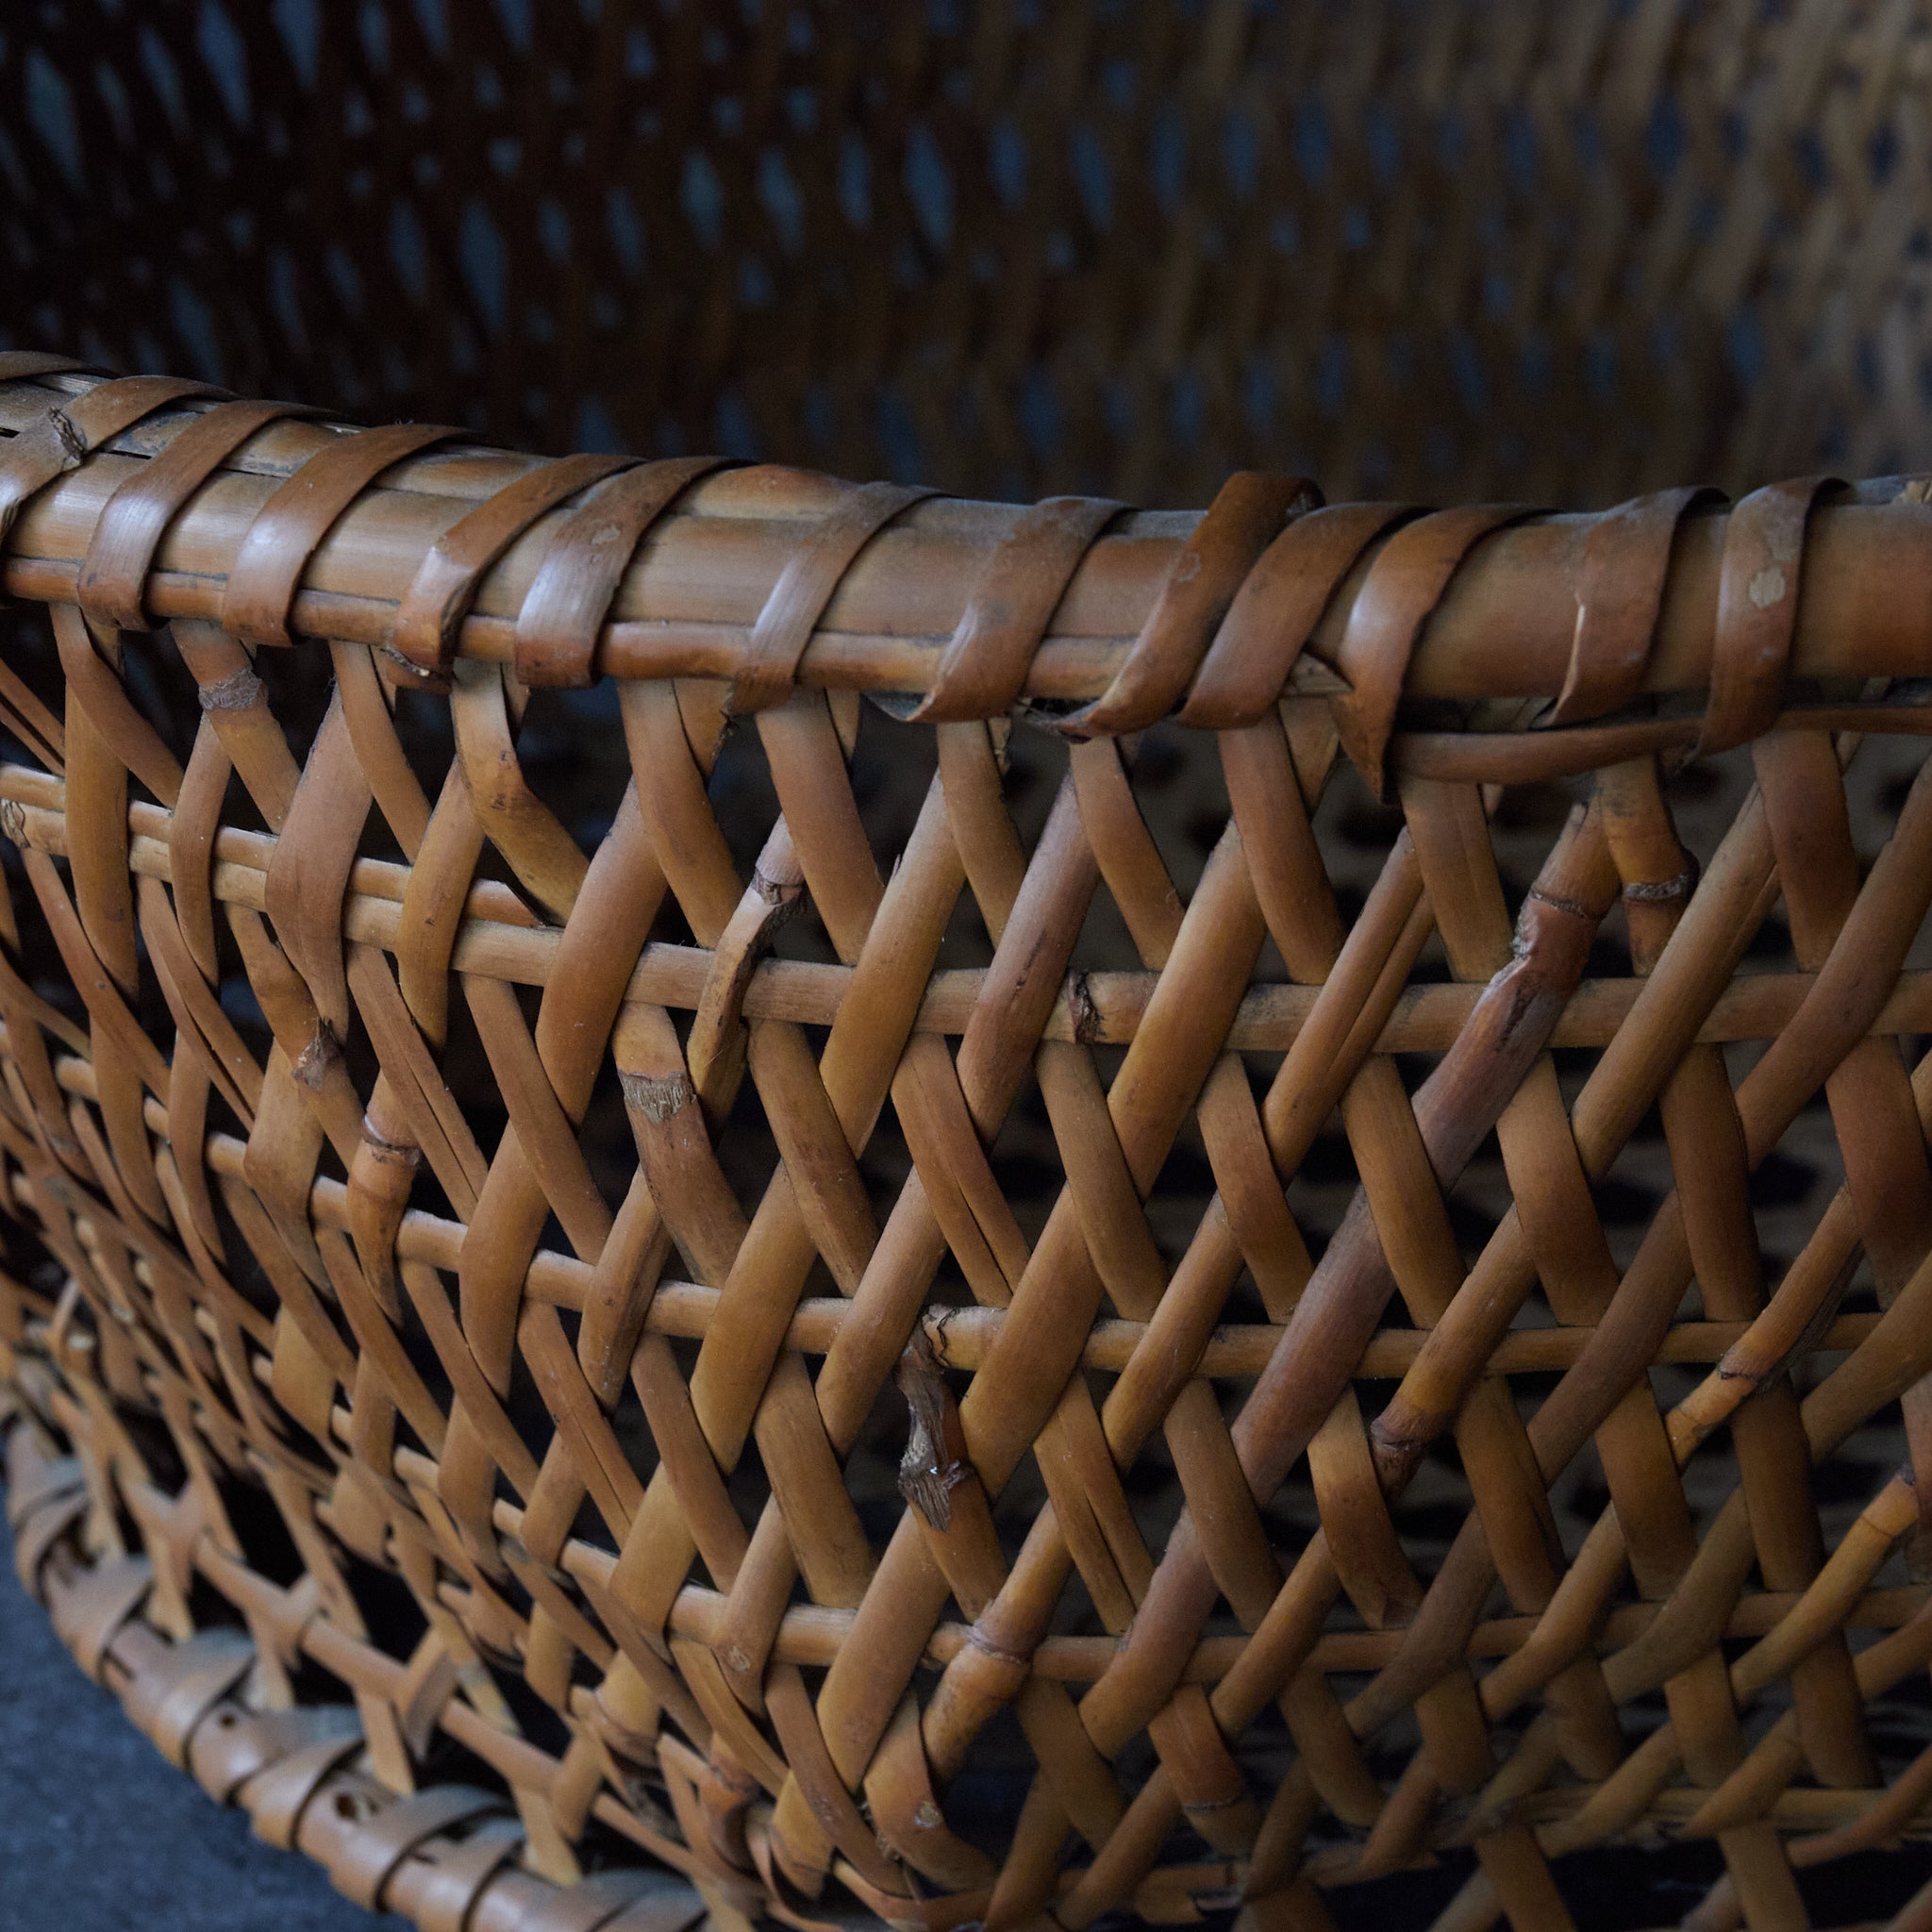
[593,1364,659,1545]
[1670,737,1801,973]
[1742,1092,1841,1295]
[1543,1421,1610,1569]
[1060,852,1151,998]
[1100,1380,1186,1586]
[0,1208,62,1341]
[1138,1108,1220,1274]
[1286,1109,1368,1262]
[1376,1421,1471,1583]
[694,1012,837,1306]
[1314,750,1431,939]
[216,615,337,780]
[1582,1104,1674,1277]
[984,1418,1053,1574]
[115,617,208,774]
[1229,1686,1296,1791]
[1842,730,1932,925]
[572,1048,655,1224]
[846,691,944,858]
[1805,1363,1907,1624]
[1814,1407,1915,1579]
[502,1310,590,1506]
[831,1347,923,1555]
[1249,1370,1324,1557]
[498,678,637,857]
[853,1069,920,1237]
[689,690,789,881]
[1441,1115,1513,1268]
[441,680,613,933]
[1860,1587,1932,1769]
[1730,1637,1799,1757]
[467,974,587,1267]
[355,1262,458,1469]
[1190,1053,1293,1337]
[414,958,513,1184]
[927,1689,1036,1861]
[1671,1409,1748,1563]
[983,1069,1070,1256]
[1114,719,1224,901]
[1787,1848,1932,1931]
[316,1514,440,1669]
[702,1395,774,1579]
[0,603,71,765]
[1348,1677,1426,1801]
[367,655,463,825]
[513,1298,661,1562]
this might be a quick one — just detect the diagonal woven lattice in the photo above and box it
[8,355,1932,1932]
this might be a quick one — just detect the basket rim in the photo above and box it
[0,364,1929,779]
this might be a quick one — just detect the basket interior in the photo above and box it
[8,3,1932,503]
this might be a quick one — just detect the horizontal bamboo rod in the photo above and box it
[20,1052,1883,1384]
[532,1503,1927,1686]
[8,763,1930,1054]
[26,1265,1920,1700]
[7,374,1932,708]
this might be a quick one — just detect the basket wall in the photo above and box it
[4,362,1932,1932]
[9,8,1932,1932]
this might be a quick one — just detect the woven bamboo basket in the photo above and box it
[14,8,1932,1932]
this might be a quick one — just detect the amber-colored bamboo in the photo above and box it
[8,322,1932,1932]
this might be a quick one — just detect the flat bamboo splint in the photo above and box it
[11,345,1932,1932]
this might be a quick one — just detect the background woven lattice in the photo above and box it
[9,0,1932,504]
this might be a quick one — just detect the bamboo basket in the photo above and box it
[10,9,1932,1932]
